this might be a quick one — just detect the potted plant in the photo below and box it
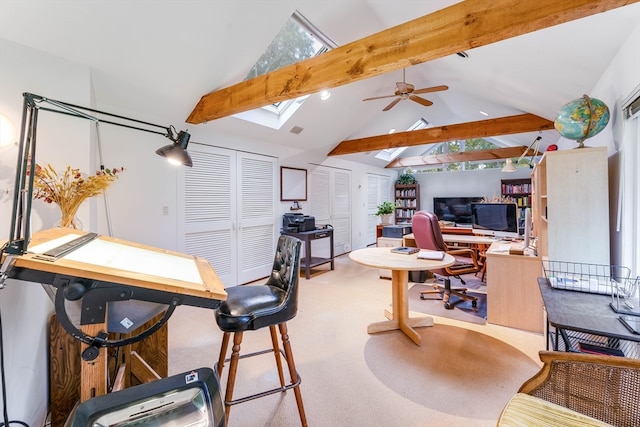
[375,201,395,225]
[397,173,417,185]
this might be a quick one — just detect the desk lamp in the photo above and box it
[502,135,542,172]
[2,92,193,258]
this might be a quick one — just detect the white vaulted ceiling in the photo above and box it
[1,1,638,167]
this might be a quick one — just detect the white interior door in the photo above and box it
[309,166,352,256]
[332,169,352,254]
[367,173,392,245]
[179,146,277,287]
[180,145,237,287]
[236,152,278,284]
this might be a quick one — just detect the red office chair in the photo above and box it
[411,211,481,310]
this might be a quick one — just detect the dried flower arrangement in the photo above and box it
[31,163,124,228]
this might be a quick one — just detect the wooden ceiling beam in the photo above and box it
[186,0,634,124]
[386,146,537,168]
[327,113,554,156]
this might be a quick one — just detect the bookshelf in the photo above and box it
[501,178,532,208]
[394,183,420,224]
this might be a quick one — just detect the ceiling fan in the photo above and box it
[363,69,448,111]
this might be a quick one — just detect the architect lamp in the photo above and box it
[2,92,193,257]
[502,135,542,172]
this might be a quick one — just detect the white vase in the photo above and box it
[380,214,393,225]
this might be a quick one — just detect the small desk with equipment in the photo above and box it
[281,213,334,279]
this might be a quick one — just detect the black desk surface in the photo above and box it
[538,277,640,343]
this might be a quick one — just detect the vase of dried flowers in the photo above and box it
[31,164,124,229]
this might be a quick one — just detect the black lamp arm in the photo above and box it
[3,92,191,257]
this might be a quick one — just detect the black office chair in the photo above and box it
[412,211,481,310]
[214,234,307,426]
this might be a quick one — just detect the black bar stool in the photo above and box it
[214,235,307,426]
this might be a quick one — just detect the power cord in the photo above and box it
[0,295,30,427]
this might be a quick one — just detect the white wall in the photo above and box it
[588,21,640,275]
[0,38,92,427]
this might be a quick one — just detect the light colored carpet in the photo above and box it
[407,284,487,325]
[168,254,545,426]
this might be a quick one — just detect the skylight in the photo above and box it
[374,118,429,161]
[235,10,336,129]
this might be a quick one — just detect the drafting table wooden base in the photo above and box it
[2,227,226,425]
[49,313,168,427]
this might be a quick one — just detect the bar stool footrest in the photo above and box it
[215,348,302,407]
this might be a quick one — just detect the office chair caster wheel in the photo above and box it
[444,302,453,310]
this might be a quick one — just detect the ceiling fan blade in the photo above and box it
[363,94,397,101]
[383,98,401,111]
[412,85,449,95]
[409,95,433,107]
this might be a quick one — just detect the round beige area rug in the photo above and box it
[363,324,540,421]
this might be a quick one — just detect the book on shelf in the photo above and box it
[390,247,419,255]
[417,250,445,260]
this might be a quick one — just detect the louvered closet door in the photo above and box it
[309,166,352,256]
[181,146,237,287]
[332,170,352,255]
[236,152,278,284]
[367,174,392,245]
[179,147,277,287]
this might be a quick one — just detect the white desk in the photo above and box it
[349,247,455,345]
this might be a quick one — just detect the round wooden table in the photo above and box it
[349,247,455,345]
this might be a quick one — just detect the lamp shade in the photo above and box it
[502,158,517,172]
[156,130,193,167]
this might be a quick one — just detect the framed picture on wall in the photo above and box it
[280,167,307,201]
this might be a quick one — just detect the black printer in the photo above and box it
[283,213,315,232]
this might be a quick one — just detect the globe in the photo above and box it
[554,95,610,147]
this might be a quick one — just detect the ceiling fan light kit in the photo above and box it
[362,69,448,111]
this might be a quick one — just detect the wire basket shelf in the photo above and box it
[542,259,639,317]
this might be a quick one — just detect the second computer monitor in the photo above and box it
[470,203,519,239]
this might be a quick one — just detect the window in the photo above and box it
[417,138,524,173]
[235,10,336,129]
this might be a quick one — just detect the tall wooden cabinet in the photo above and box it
[394,183,420,224]
[532,146,609,265]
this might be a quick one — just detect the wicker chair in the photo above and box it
[498,351,640,427]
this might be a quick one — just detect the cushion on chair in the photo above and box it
[215,285,287,332]
[497,393,613,427]
[215,234,301,332]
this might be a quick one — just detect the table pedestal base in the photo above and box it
[367,309,434,345]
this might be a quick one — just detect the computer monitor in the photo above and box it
[433,197,484,225]
[470,203,519,239]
